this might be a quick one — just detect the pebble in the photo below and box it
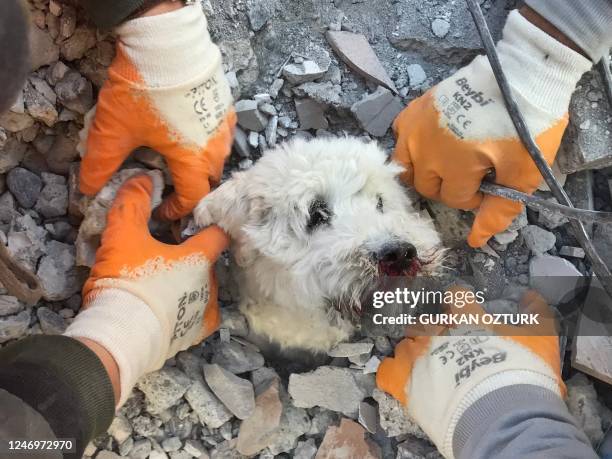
[328,342,373,358]
[407,64,427,88]
[183,440,207,458]
[288,366,366,416]
[559,246,586,259]
[36,306,66,334]
[0,310,30,344]
[7,167,42,208]
[351,86,403,137]
[494,229,519,245]
[521,225,556,254]
[295,98,328,130]
[0,296,23,317]
[431,18,450,38]
[184,379,232,429]
[35,173,68,218]
[283,60,326,85]
[136,368,192,415]
[211,341,265,374]
[204,364,255,420]
[235,100,268,132]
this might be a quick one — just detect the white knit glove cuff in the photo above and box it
[116,4,221,87]
[64,289,164,406]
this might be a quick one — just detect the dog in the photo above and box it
[194,137,443,361]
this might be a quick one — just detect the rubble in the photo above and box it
[0,296,23,317]
[36,306,66,334]
[295,98,328,130]
[184,379,233,429]
[282,46,331,84]
[328,342,373,358]
[351,86,403,137]
[37,240,84,301]
[246,0,279,31]
[203,364,255,420]
[372,389,426,438]
[7,167,42,209]
[35,173,68,218]
[521,225,556,254]
[566,373,609,446]
[529,255,584,305]
[559,246,586,259]
[315,418,382,458]
[0,310,30,344]
[288,366,367,416]
[136,368,192,415]
[211,340,265,374]
[406,64,427,88]
[107,415,132,444]
[235,99,268,132]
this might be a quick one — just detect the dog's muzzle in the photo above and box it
[374,242,421,277]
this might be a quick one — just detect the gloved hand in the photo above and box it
[78,4,236,221]
[376,288,563,458]
[65,175,229,405]
[392,10,591,247]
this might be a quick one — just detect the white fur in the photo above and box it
[195,137,442,353]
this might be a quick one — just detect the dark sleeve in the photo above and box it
[453,385,598,459]
[0,336,115,459]
[80,0,167,29]
[0,0,29,113]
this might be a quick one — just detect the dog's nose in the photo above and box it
[375,242,418,271]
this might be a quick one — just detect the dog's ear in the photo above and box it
[193,171,250,238]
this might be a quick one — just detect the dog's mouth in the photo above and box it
[378,258,422,277]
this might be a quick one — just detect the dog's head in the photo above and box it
[195,137,443,319]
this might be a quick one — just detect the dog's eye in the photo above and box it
[376,195,384,212]
[307,199,331,232]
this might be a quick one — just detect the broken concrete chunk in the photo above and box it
[204,364,255,420]
[315,418,381,459]
[372,389,426,438]
[566,373,607,445]
[136,368,192,415]
[293,82,341,107]
[0,296,24,317]
[37,240,84,301]
[24,82,58,127]
[358,401,378,434]
[7,167,42,209]
[406,64,427,88]
[0,310,31,344]
[184,379,233,429]
[559,246,585,259]
[107,415,132,444]
[282,45,331,85]
[55,70,94,115]
[235,100,268,132]
[521,225,556,254]
[493,229,518,245]
[236,378,283,456]
[469,251,506,300]
[288,366,366,416]
[326,31,397,92]
[246,0,279,31]
[295,99,328,130]
[36,306,66,334]
[35,173,68,218]
[211,340,265,374]
[351,86,403,137]
[328,342,373,358]
[294,439,317,459]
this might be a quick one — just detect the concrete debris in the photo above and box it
[351,86,403,137]
[136,368,192,415]
[315,418,381,459]
[431,18,450,38]
[37,240,83,301]
[184,380,233,429]
[358,401,378,434]
[265,115,278,146]
[396,436,439,459]
[107,415,132,444]
[328,342,374,358]
[521,225,556,254]
[183,439,207,457]
[295,98,328,130]
[372,389,426,439]
[288,366,367,416]
[28,23,60,70]
[326,31,397,92]
[406,64,427,88]
[8,213,47,270]
[246,0,279,31]
[236,378,283,456]
[559,246,586,259]
[0,310,30,344]
[269,79,284,99]
[493,229,519,245]
[36,306,66,334]
[235,99,268,132]
[211,340,265,374]
[7,167,42,209]
[529,255,584,305]
[203,364,255,420]
[35,173,68,218]
[363,356,381,374]
[469,252,506,300]
[294,439,317,459]
[566,373,608,446]
[537,198,569,229]
[55,70,94,115]
[0,296,24,317]
[283,45,331,85]
[233,126,251,158]
[293,82,341,106]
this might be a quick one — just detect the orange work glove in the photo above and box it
[393,11,591,247]
[65,175,229,405]
[376,288,563,458]
[78,4,236,221]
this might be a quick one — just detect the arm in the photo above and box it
[80,0,185,29]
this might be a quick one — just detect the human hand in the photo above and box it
[78,4,236,221]
[376,288,563,458]
[392,10,591,247]
[65,174,229,405]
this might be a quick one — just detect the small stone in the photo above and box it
[358,401,378,434]
[148,451,168,459]
[7,167,42,209]
[220,306,249,337]
[469,252,506,300]
[37,240,83,301]
[294,439,317,459]
[326,31,396,92]
[295,99,328,130]
[351,86,403,137]
[83,442,97,457]
[236,378,283,456]
[184,440,207,458]
[315,418,381,459]
[396,436,438,459]
[288,367,367,416]
[537,200,569,230]
[204,364,255,420]
[36,306,66,334]
[407,64,427,88]
[233,127,251,159]
[24,82,58,127]
[328,342,373,358]
[235,100,268,132]
[363,356,381,374]
[246,0,278,31]
[60,26,96,61]
[521,225,556,254]
[35,173,68,218]
[131,415,162,437]
[0,310,30,344]
[431,19,450,38]
[55,70,94,115]
[494,229,519,245]
[28,23,60,70]
[372,389,426,438]
[559,246,585,259]
[529,255,584,305]
[269,79,284,99]
[184,380,233,429]
[136,368,192,415]
[118,437,134,456]
[265,116,278,146]
[130,439,152,459]
[566,373,607,445]
[212,341,265,374]
[293,82,341,106]
[283,61,324,85]
[30,76,56,105]
[107,415,132,444]
[0,296,23,317]
[162,437,183,452]
[7,213,47,270]
[225,71,240,100]
[248,131,260,148]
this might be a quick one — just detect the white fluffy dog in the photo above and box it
[194,137,442,357]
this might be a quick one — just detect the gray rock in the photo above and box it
[0,310,30,344]
[130,439,152,459]
[537,198,569,229]
[55,70,94,115]
[107,414,132,444]
[559,246,585,259]
[204,364,255,420]
[60,26,96,61]
[95,451,120,459]
[521,225,556,254]
[0,138,27,173]
[265,115,278,146]
[246,0,279,31]
[24,82,57,127]
[295,99,328,130]
[293,439,317,459]
[328,342,373,358]
[118,437,134,456]
[431,18,450,38]
[36,306,66,334]
[35,173,68,218]
[288,366,366,416]
[183,440,207,458]
[529,255,584,305]
[0,296,23,317]
[37,240,83,301]
[211,341,265,374]
[8,213,48,270]
[7,167,42,209]
[184,379,233,428]
[293,82,341,106]
[162,437,182,452]
[136,368,192,415]
[235,100,267,132]
[372,389,427,438]
[493,229,519,245]
[131,415,163,437]
[351,86,403,137]
[469,252,506,300]
[307,407,339,437]
[283,61,325,85]
[396,436,438,459]
[407,64,427,88]
[269,79,284,99]
[28,23,60,70]
[566,373,607,445]
[233,127,251,159]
